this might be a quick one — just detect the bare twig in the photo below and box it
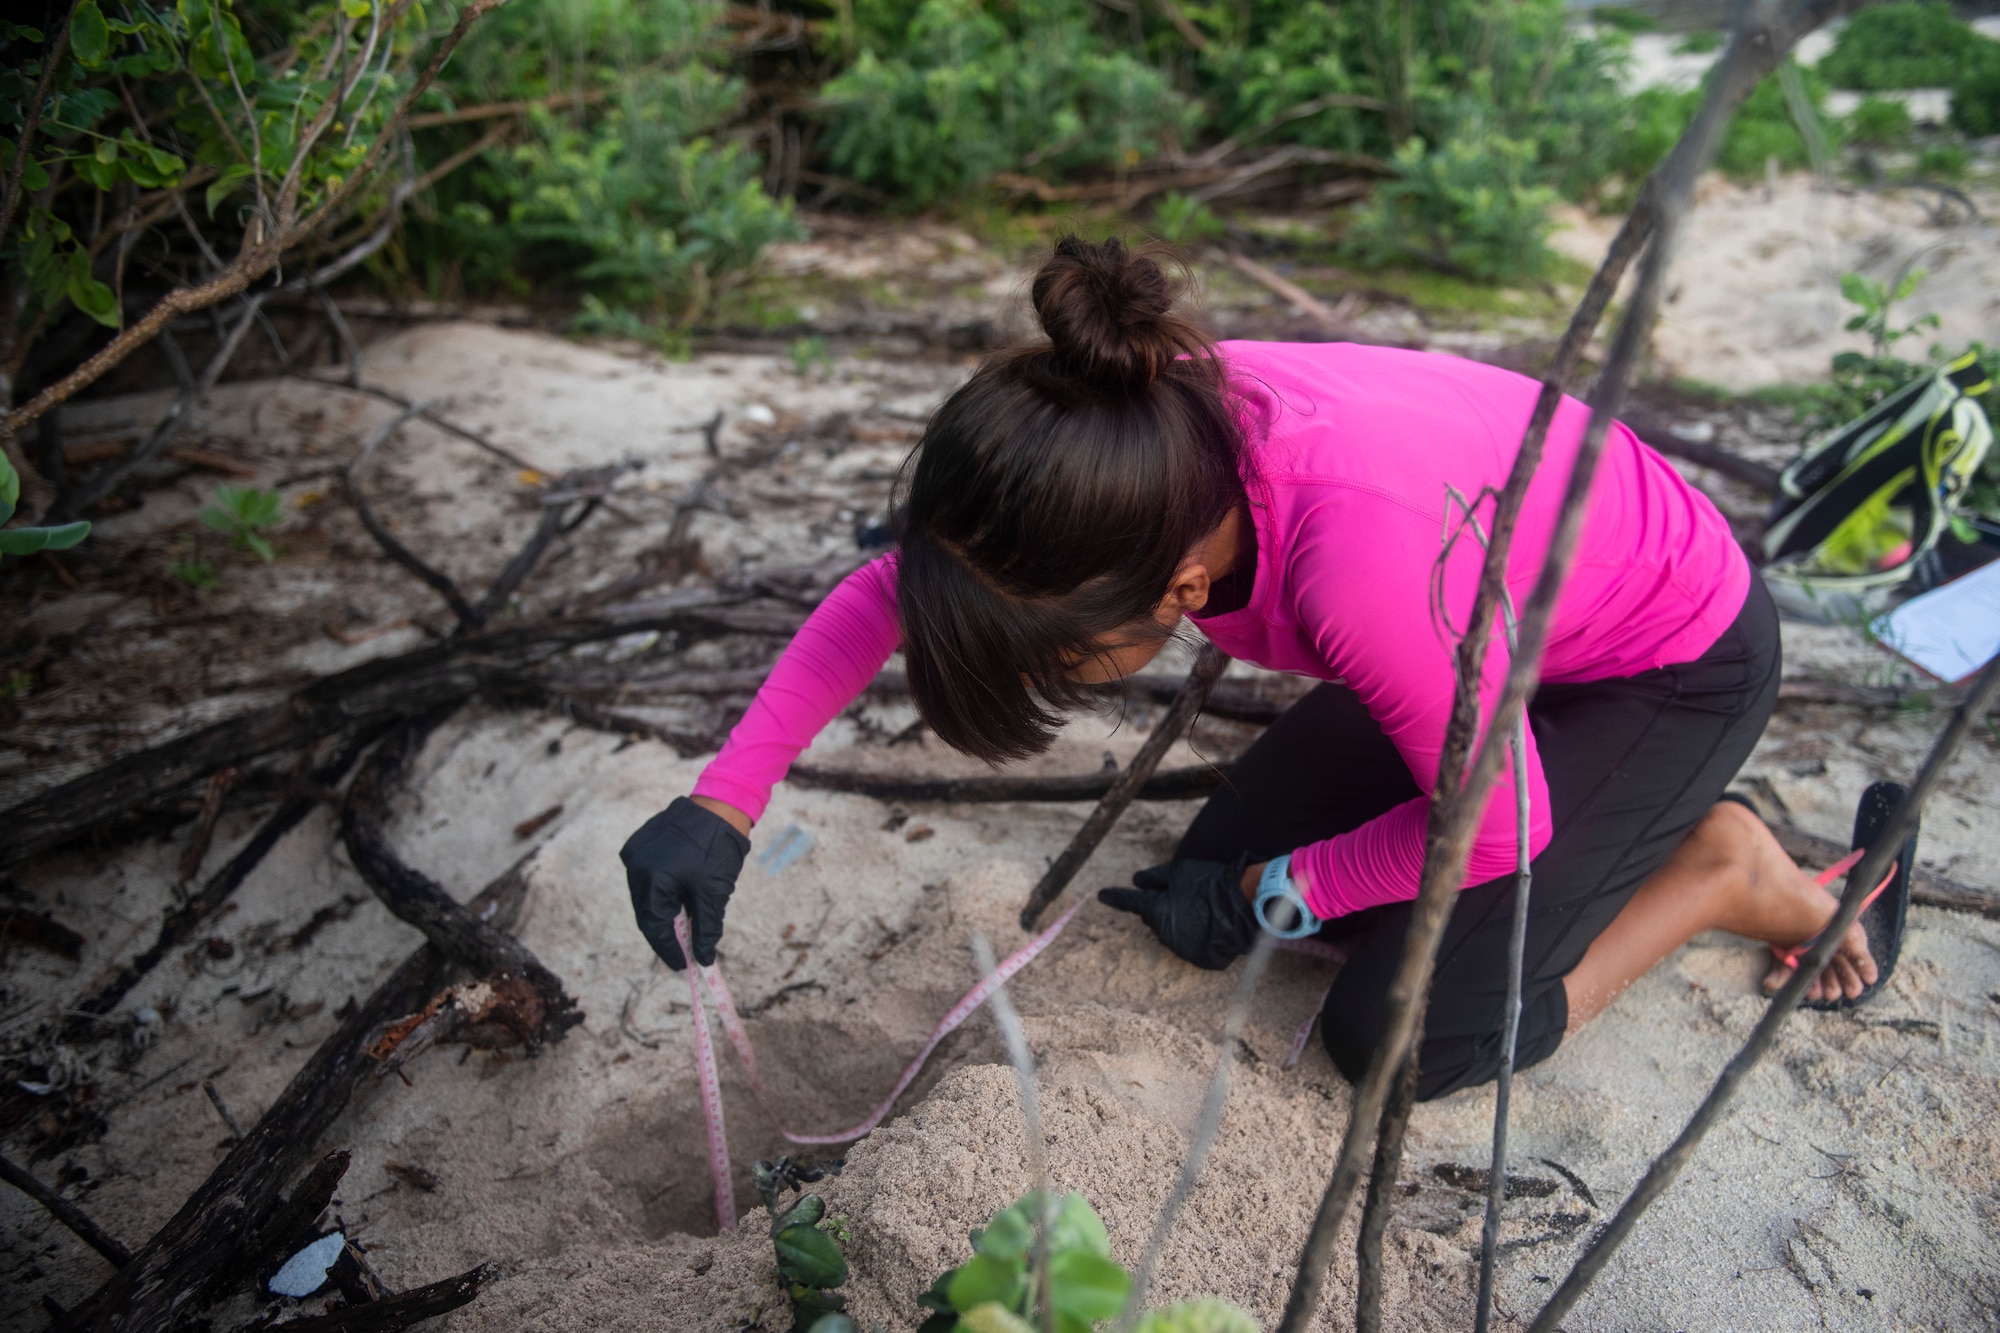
[0,1151,133,1268]
[1216,251,1359,336]
[1019,644,1231,930]
[971,933,1055,1333]
[177,767,239,887]
[202,1080,246,1142]
[1276,5,1863,1328]
[1352,1053,1418,1333]
[342,403,484,628]
[1761,821,1997,919]
[1530,649,2000,1330]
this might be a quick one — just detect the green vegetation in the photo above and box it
[199,484,282,562]
[916,1190,1256,1333]
[1819,3,1981,91]
[0,449,88,555]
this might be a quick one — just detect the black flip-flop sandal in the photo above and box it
[1768,781,1918,1012]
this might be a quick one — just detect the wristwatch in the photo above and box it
[1252,853,1322,939]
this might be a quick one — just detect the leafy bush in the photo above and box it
[1950,41,2000,136]
[1847,96,1913,146]
[1151,194,1226,245]
[200,485,283,562]
[819,0,1195,208]
[1916,143,1969,180]
[1607,61,1841,188]
[401,0,797,323]
[1819,3,1981,90]
[1344,129,1558,282]
[915,1191,1257,1333]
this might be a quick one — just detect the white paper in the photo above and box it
[1871,558,2000,683]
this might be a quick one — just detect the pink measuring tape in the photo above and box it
[672,907,1346,1230]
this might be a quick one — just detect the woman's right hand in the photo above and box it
[1098,855,1259,970]
[621,797,752,970]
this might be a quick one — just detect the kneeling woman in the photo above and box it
[623,238,1903,1100]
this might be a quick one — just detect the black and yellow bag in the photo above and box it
[1761,351,1993,617]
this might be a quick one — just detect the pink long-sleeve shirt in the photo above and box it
[693,342,1750,919]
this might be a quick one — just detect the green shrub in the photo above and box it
[199,485,282,562]
[1847,96,1913,145]
[1607,61,1840,187]
[1819,3,1979,90]
[1916,142,1969,180]
[1950,42,2000,136]
[1342,129,1558,283]
[1151,194,1226,245]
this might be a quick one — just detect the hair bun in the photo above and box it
[1031,236,1204,391]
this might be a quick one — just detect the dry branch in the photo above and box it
[2,0,502,446]
[790,762,1228,805]
[0,1151,133,1268]
[1217,252,1359,336]
[1278,5,1865,1328]
[249,1263,499,1333]
[340,713,583,1046]
[1019,644,1232,930]
[343,404,484,628]
[71,730,382,1025]
[55,860,531,1332]
[0,589,806,869]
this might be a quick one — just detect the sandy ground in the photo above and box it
[6,198,2000,1333]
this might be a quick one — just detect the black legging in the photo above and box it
[1178,579,1781,1101]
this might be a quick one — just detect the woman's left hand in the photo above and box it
[1099,855,1258,969]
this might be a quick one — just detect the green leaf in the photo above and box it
[959,1304,1038,1333]
[772,1193,826,1235]
[70,1,110,66]
[66,272,120,328]
[199,505,235,533]
[948,1253,1026,1314]
[0,521,91,554]
[1950,515,1979,544]
[1047,1194,1111,1260]
[206,163,256,216]
[976,1205,1034,1262]
[1128,1300,1262,1333]
[801,1311,855,1333]
[245,532,274,562]
[1047,1251,1130,1326]
[1839,272,1871,308]
[774,1224,847,1289]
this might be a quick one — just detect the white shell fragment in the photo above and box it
[268,1232,345,1298]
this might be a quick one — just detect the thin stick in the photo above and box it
[1122,930,1280,1323]
[1474,717,1534,1332]
[342,403,483,628]
[971,933,1055,1333]
[1528,651,2000,1330]
[202,1079,246,1142]
[1019,644,1231,930]
[1276,5,1859,1327]
[1352,1052,1418,1333]
[0,1151,133,1268]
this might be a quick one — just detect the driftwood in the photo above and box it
[790,762,1228,804]
[0,592,806,870]
[244,1262,499,1333]
[55,863,531,1332]
[1020,645,1233,930]
[0,1151,133,1267]
[339,713,583,1047]
[70,730,382,1027]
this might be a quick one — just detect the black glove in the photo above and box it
[1098,854,1258,970]
[622,797,751,970]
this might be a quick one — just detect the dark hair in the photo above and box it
[895,236,1249,763]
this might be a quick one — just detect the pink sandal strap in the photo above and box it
[1770,847,1893,970]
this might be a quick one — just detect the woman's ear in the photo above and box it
[1159,559,1213,620]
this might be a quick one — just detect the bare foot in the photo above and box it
[1694,802,1879,1004]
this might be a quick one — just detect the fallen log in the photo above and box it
[245,1262,498,1333]
[339,714,583,1046]
[69,729,384,1027]
[0,592,805,870]
[55,864,532,1332]
[789,762,1229,804]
